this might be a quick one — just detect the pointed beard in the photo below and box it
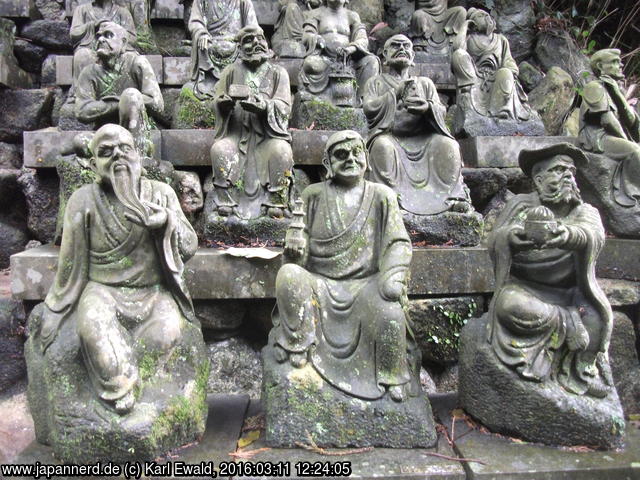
[109,162,148,223]
[539,181,582,207]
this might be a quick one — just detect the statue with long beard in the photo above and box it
[458,143,625,449]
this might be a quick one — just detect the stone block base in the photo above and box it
[452,105,546,137]
[262,345,438,448]
[291,96,367,131]
[459,315,625,449]
[404,210,483,246]
[25,303,210,464]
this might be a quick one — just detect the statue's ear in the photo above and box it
[322,154,334,179]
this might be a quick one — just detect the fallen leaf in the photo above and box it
[237,429,261,448]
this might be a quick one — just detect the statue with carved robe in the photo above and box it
[409,0,466,58]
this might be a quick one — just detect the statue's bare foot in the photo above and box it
[274,344,288,363]
[290,352,307,368]
[586,376,611,399]
[114,391,135,414]
[218,206,233,217]
[388,385,405,402]
[268,207,285,218]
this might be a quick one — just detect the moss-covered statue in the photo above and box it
[451,8,544,137]
[363,35,482,245]
[187,0,257,99]
[459,143,625,449]
[203,26,294,243]
[119,0,158,52]
[575,49,640,237]
[409,0,466,60]
[271,0,321,58]
[24,124,209,463]
[292,0,380,129]
[75,21,164,157]
[262,130,437,448]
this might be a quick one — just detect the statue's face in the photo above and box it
[470,11,493,34]
[91,127,141,187]
[329,139,367,184]
[533,155,580,206]
[597,55,624,80]
[384,36,414,68]
[178,173,204,214]
[239,30,269,62]
[96,23,127,60]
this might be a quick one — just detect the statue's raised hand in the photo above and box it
[283,234,306,261]
[198,33,212,51]
[125,202,168,230]
[543,223,570,249]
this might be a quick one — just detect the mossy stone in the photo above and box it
[172,86,217,129]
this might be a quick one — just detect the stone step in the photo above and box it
[11,239,640,301]
[10,244,495,301]
[23,128,333,168]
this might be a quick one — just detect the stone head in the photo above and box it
[467,8,495,35]
[591,49,624,80]
[383,35,415,69]
[95,21,128,61]
[323,130,368,185]
[236,25,272,65]
[89,124,142,187]
[175,171,204,214]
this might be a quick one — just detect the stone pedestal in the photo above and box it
[452,104,546,138]
[262,344,438,448]
[404,210,483,246]
[459,315,625,449]
[291,95,367,131]
[25,303,210,464]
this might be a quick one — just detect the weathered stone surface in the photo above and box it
[609,312,640,416]
[0,299,26,393]
[291,98,368,131]
[13,39,48,74]
[0,89,55,142]
[262,345,437,448]
[0,142,22,169]
[11,245,496,300]
[0,169,29,268]
[492,0,535,62]
[54,154,97,241]
[481,188,515,241]
[152,25,187,57]
[34,0,66,21]
[21,20,72,50]
[206,336,262,398]
[349,0,383,29]
[25,303,210,463]
[534,30,593,84]
[452,104,546,138]
[203,211,291,246]
[459,136,577,168]
[0,18,34,88]
[409,296,484,365]
[171,86,217,129]
[17,168,58,243]
[40,54,56,86]
[459,315,625,449]
[404,211,483,247]
[0,0,30,17]
[163,56,190,86]
[411,58,456,89]
[54,54,163,86]
[462,168,508,211]
[432,364,459,393]
[194,299,246,333]
[0,391,35,464]
[598,278,640,307]
[518,60,544,92]
[529,66,576,135]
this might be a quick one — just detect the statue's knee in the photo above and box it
[495,68,515,86]
[369,136,396,168]
[210,139,238,166]
[120,88,144,108]
[303,55,325,76]
[451,49,469,66]
[495,286,527,320]
[276,264,310,300]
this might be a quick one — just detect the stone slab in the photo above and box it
[163,56,190,86]
[598,238,640,282]
[598,278,640,307]
[0,52,34,89]
[10,244,495,301]
[459,136,577,168]
[55,54,163,86]
[431,393,640,479]
[0,0,30,17]
[410,63,455,90]
[25,129,332,168]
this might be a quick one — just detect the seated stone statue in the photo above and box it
[298,0,380,105]
[121,0,157,51]
[409,0,466,58]
[75,21,164,157]
[263,131,436,448]
[188,0,257,99]
[25,124,208,462]
[451,8,543,136]
[206,26,293,224]
[363,35,471,219]
[458,142,625,449]
[575,49,640,236]
[174,170,204,222]
[271,0,320,58]
[70,0,136,87]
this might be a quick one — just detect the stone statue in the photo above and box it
[205,25,293,226]
[188,0,258,99]
[70,0,136,87]
[262,130,437,448]
[271,0,320,58]
[75,21,164,157]
[575,49,640,237]
[298,0,380,106]
[25,124,209,462]
[409,0,466,58]
[363,35,471,219]
[174,170,204,220]
[451,8,544,136]
[118,0,157,52]
[458,142,625,449]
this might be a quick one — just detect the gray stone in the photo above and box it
[13,39,48,74]
[20,20,72,50]
[598,278,640,307]
[0,18,34,89]
[206,336,262,398]
[452,104,546,137]
[459,315,625,449]
[608,312,640,416]
[40,55,56,86]
[0,88,55,142]
[459,136,577,168]
[409,296,484,365]
[291,98,368,131]
[410,58,456,90]
[492,0,535,62]
[262,345,438,448]
[518,60,544,92]
[0,0,30,17]
[481,188,515,242]
[25,303,209,463]
[17,168,59,243]
[0,169,29,268]
[194,299,246,333]
[432,364,459,393]
[34,0,66,21]
[529,66,576,136]
[0,391,35,464]
[54,54,163,86]
[403,211,483,247]
[534,30,593,84]
[420,367,438,394]
[462,167,508,211]
[0,142,22,169]
[0,299,26,393]
[203,209,292,246]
